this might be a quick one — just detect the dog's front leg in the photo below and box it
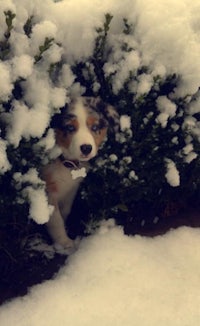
[47,201,74,250]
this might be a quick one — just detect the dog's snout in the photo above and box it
[80,144,92,155]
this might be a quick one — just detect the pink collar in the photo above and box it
[59,155,80,170]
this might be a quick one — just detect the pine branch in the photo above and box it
[0,11,16,60]
[34,37,54,63]
[91,13,113,100]
[23,16,34,37]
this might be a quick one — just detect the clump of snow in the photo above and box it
[157,96,177,116]
[165,159,180,187]
[13,168,53,224]
[182,143,198,164]
[109,154,118,162]
[185,152,198,164]
[0,140,10,173]
[23,72,55,107]
[120,115,131,131]
[11,55,34,80]
[107,51,141,94]
[129,170,138,180]
[134,0,200,97]
[1,225,200,325]
[136,73,153,95]
[13,168,42,185]
[26,186,53,224]
[183,143,193,155]
[156,96,177,128]
[59,64,76,89]
[188,94,200,115]
[34,129,56,152]
[183,116,200,142]
[156,112,169,128]
[30,20,58,57]
[7,101,51,147]
[122,156,132,164]
[10,31,30,57]
[0,62,13,100]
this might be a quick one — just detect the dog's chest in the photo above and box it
[43,160,85,201]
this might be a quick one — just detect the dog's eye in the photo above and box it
[91,124,100,132]
[63,124,76,133]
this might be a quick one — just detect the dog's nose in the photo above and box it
[80,144,92,155]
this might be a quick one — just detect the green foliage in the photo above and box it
[34,37,55,63]
[23,15,34,37]
[92,13,113,99]
[0,11,16,60]
[94,13,113,61]
[4,10,16,30]
[123,18,133,35]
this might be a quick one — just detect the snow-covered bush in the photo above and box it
[0,0,200,236]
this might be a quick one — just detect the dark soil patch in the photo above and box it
[0,224,67,305]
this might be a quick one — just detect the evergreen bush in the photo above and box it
[72,14,200,233]
[0,7,200,242]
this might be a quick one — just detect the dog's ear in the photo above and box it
[94,97,119,132]
[50,113,62,129]
[104,103,120,132]
[50,105,69,129]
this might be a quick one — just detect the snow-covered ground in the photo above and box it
[1,222,200,325]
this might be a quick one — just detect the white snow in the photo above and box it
[156,112,169,129]
[7,100,51,147]
[182,143,198,163]
[136,73,153,95]
[30,20,58,57]
[13,168,42,185]
[109,154,118,162]
[26,186,54,224]
[0,139,10,173]
[11,55,34,80]
[133,0,200,97]
[165,159,180,187]
[157,96,177,117]
[1,224,200,325]
[129,170,138,180]
[0,62,13,100]
[120,115,131,131]
[156,96,177,128]
[13,168,53,224]
[4,0,200,100]
[185,151,198,164]
[34,129,56,152]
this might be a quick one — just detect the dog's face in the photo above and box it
[52,97,117,162]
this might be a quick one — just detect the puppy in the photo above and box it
[42,97,118,249]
